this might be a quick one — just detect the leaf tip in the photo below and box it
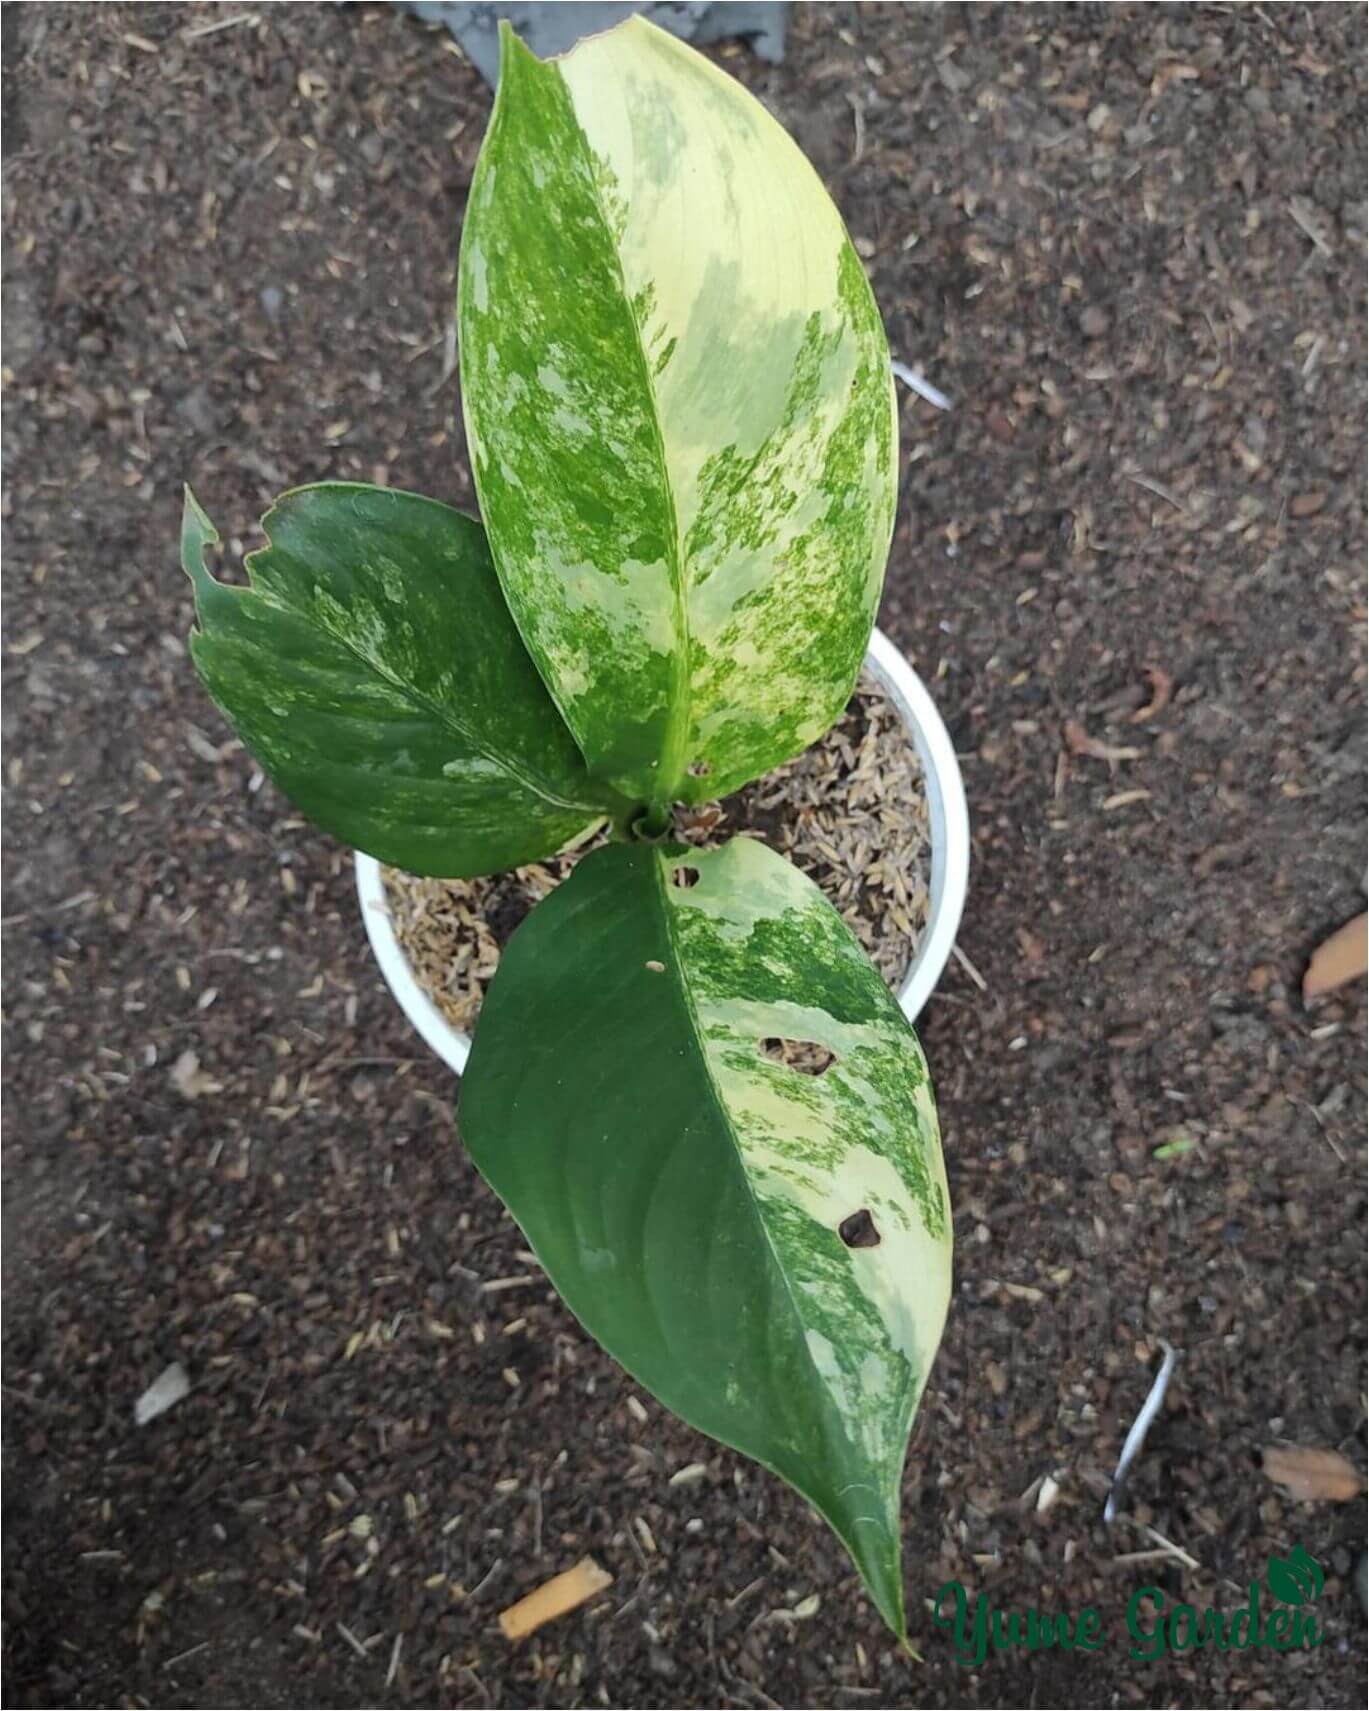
[496,17,535,75]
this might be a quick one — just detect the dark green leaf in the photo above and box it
[460,836,952,1639]
[183,483,625,877]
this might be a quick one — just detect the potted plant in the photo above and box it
[182,17,965,1647]
[355,620,969,1076]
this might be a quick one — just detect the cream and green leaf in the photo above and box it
[461,836,952,1639]
[182,484,624,877]
[459,18,898,807]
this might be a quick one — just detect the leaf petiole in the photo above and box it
[626,803,675,842]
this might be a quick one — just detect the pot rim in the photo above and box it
[356,625,970,1075]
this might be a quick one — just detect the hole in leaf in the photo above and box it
[759,1037,838,1076]
[645,960,665,974]
[687,760,712,778]
[672,865,700,889]
[839,1209,881,1249]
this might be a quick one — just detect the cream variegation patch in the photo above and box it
[656,836,953,1592]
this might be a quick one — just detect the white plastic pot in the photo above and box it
[356,626,970,1075]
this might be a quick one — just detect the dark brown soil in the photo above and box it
[2,5,1365,1708]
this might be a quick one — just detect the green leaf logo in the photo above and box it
[1267,1545,1324,1605]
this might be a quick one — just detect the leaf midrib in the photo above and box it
[649,852,855,1441]
[570,109,690,803]
[649,848,904,1627]
[233,562,607,818]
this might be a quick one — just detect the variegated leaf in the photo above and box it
[461,836,951,1639]
[183,484,623,877]
[458,18,898,806]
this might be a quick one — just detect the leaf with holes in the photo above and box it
[460,836,952,1640]
[458,18,898,807]
[183,484,626,877]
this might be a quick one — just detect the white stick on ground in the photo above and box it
[1104,1341,1177,1524]
[891,360,952,411]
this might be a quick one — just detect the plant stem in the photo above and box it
[628,803,674,842]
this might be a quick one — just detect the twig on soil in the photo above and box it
[719,1663,783,1711]
[1139,1525,1201,1571]
[426,320,459,396]
[1104,1339,1177,1523]
[1122,471,1187,512]
[726,1576,766,1610]
[891,360,952,411]
[2,1383,69,1415]
[468,1556,505,1600]
[460,1664,491,1707]
[403,330,446,365]
[335,1622,371,1663]
[529,1476,544,1558]
[481,1275,540,1294]
[1296,1098,1347,1163]
[951,942,988,992]
[613,1523,653,1620]
[1288,197,1334,257]
[163,1642,210,1671]
[184,13,260,41]
[846,92,865,163]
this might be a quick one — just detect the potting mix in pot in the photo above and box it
[182,17,952,1644]
[383,673,931,1042]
